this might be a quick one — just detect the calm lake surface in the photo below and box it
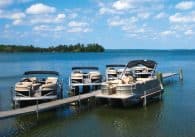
[0,50,195,137]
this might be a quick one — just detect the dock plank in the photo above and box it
[0,90,100,119]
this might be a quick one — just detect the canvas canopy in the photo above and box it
[127,60,157,68]
[24,71,59,75]
[106,64,126,68]
[72,67,99,70]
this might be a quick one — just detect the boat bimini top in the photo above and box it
[24,71,59,76]
[121,60,157,79]
[126,60,157,69]
[72,67,99,70]
[106,64,126,68]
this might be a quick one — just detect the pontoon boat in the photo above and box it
[13,71,63,107]
[96,60,163,106]
[69,67,102,96]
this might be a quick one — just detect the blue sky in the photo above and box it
[0,0,195,49]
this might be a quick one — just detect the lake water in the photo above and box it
[0,50,195,137]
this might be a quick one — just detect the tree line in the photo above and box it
[0,43,105,52]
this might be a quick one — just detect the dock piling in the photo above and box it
[36,100,39,119]
[157,72,163,85]
[143,91,147,107]
[78,92,81,106]
[157,72,164,90]
[179,68,183,81]
[10,87,14,107]
[159,90,162,100]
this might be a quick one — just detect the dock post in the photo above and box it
[143,91,147,107]
[179,68,183,81]
[157,72,163,85]
[78,92,81,106]
[157,72,164,90]
[159,90,162,100]
[60,83,63,99]
[10,87,14,108]
[36,100,39,119]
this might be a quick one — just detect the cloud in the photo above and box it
[98,0,162,15]
[0,11,25,20]
[107,17,127,26]
[98,2,123,15]
[29,14,65,24]
[0,10,26,25]
[99,7,122,15]
[112,0,132,10]
[17,0,34,3]
[107,16,138,27]
[175,1,195,10]
[55,13,66,21]
[67,27,92,33]
[160,30,175,36]
[18,0,34,3]
[67,13,77,19]
[68,21,88,27]
[107,15,153,39]
[184,29,194,36]
[0,0,13,8]
[67,21,91,33]
[26,3,56,14]
[33,25,65,31]
[11,12,26,20]
[169,12,195,23]
[154,12,167,19]
[137,12,150,19]
[12,19,23,25]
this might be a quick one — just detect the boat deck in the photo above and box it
[96,72,178,100]
[96,93,134,99]
[70,83,102,86]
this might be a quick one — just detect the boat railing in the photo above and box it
[115,83,136,95]
[141,86,161,97]
[15,91,29,97]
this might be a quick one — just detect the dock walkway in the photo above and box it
[0,90,100,119]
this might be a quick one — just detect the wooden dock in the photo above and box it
[0,90,100,119]
[0,72,180,120]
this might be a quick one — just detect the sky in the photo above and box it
[0,0,195,49]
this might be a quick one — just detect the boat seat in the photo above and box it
[15,81,32,92]
[107,68,117,75]
[122,76,134,84]
[107,79,122,84]
[89,71,101,82]
[40,77,58,91]
[71,71,83,83]
[20,77,37,82]
[29,77,37,82]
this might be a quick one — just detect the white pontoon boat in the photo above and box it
[96,60,163,106]
[13,71,63,107]
[69,67,102,96]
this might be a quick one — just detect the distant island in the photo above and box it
[0,43,104,52]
